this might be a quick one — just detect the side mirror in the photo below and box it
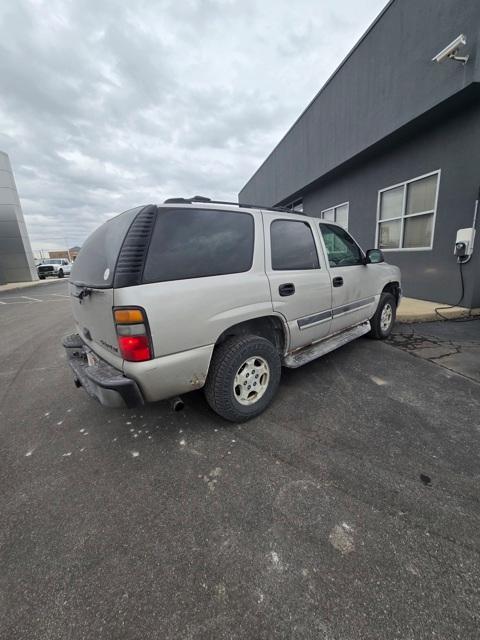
[366,249,384,264]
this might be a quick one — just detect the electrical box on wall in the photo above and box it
[454,228,475,258]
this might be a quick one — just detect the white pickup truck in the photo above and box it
[37,259,72,279]
[64,198,401,422]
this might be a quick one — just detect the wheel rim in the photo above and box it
[233,356,270,406]
[380,303,393,332]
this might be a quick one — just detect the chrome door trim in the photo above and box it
[297,296,376,330]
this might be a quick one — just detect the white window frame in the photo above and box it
[375,170,440,252]
[286,198,303,213]
[320,201,349,229]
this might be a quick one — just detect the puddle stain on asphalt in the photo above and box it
[420,473,432,486]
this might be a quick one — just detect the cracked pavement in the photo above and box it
[389,319,480,383]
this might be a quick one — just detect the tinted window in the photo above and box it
[271,220,319,270]
[70,206,142,288]
[143,209,254,283]
[319,223,364,267]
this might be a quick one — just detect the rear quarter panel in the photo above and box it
[113,211,274,358]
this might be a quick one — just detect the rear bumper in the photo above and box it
[62,333,144,409]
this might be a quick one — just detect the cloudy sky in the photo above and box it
[0,0,385,251]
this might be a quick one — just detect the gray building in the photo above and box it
[0,150,37,284]
[239,0,480,308]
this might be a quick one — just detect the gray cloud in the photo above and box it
[0,0,386,250]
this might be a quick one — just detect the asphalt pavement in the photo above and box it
[1,280,479,640]
[389,319,480,382]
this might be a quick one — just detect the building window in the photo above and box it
[320,202,349,229]
[286,199,303,213]
[376,171,440,250]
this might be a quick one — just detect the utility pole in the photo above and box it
[64,238,71,261]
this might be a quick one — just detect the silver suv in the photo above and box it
[63,198,401,422]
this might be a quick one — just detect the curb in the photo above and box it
[397,307,480,323]
[0,278,69,295]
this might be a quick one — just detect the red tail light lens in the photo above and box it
[113,306,152,362]
[117,334,151,362]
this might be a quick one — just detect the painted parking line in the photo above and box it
[0,297,32,304]
[0,295,71,305]
[42,294,70,301]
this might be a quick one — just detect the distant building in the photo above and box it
[0,150,37,283]
[49,246,81,261]
[240,0,480,308]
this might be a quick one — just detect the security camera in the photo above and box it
[432,34,468,64]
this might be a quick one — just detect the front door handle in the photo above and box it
[332,276,344,288]
[279,283,295,297]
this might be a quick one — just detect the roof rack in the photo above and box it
[163,195,291,214]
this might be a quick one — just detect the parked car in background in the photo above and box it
[63,198,401,422]
[37,258,72,279]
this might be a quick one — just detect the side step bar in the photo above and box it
[283,321,371,369]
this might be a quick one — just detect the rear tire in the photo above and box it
[58,269,64,278]
[369,292,396,339]
[39,275,45,280]
[204,334,281,422]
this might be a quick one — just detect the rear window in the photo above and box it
[143,209,254,283]
[70,207,143,288]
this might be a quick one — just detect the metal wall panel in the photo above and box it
[239,0,480,207]
[0,151,37,283]
[302,103,480,307]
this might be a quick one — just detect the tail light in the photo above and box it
[113,307,153,362]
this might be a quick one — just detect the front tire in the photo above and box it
[58,269,64,278]
[39,275,45,280]
[369,292,396,339]
[204,335,281,422]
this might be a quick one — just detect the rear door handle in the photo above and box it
[332,276,343,288]
[279,283,295,297]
